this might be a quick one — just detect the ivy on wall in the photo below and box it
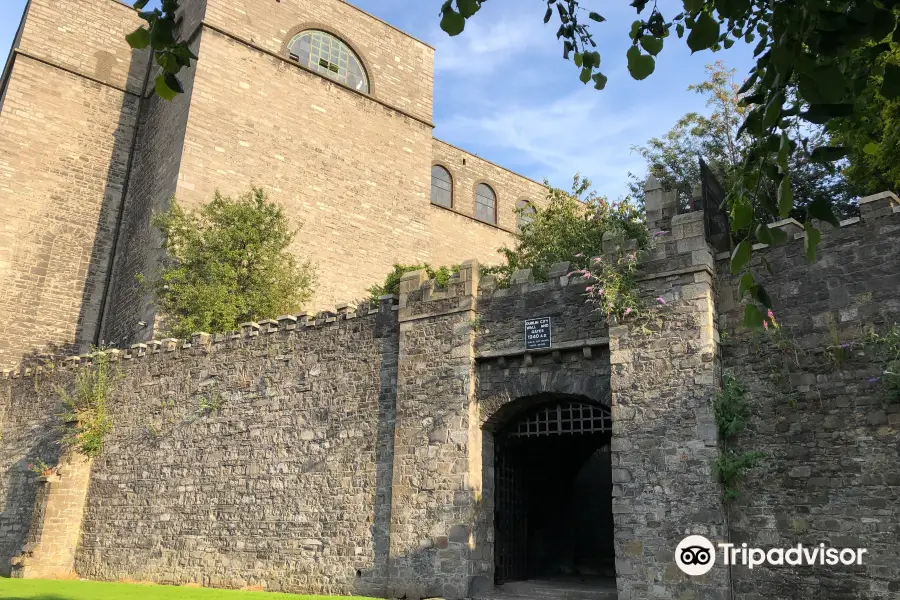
[713,375,765,503]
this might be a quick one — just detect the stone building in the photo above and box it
[1,186,898,600]
[0,0,547,369]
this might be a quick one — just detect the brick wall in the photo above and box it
[717,194,900,600]
[203,0,434,123]
[0,0,148,368]
[100,34,201,348]
[432,139,547,234]
[0,0,552,363]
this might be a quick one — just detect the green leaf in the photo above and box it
[755,223,774,245]
[150,17,176,49]
[730,240,752,275]
[863,142,880,155]
[440,9,466,36]
[807,198,840,227]
[456,0,480,19]
[743,304,766,329]
[682,0,703,13]
[125,27,151,50]
[589,12,606,22]
[798,66,846,104]
[544,6,553,23]
[731,197,753,231]
[739,272,755,298]
[134,0,149,8]
[574,52,584,67]
[676,23,685,38]
[156,51,180,74]
[810,146,849,163]
[630,20,643,40]
[777,174,793,218]
[799,104,854,124]
[687,12,720,52]
[737,71,758,94]
[804,222,821,263]
[640,35,664,56]
[592,72,609,90]
[763,90,784,128]
[882,64,900,100]
[580,67,592,84]
[626,46,655,80]
[155,73,179,101]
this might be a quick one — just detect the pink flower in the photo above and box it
[656,297,666,305]
[597,288,605,295]
[624,307,632,316]
[592,257,603,264]
[585,286,594,292]
[763,320,769,330]
[653,230,667,237]
[575,252,585,258]
[767,310,775,319]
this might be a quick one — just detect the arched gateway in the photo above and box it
[490,397,615,588]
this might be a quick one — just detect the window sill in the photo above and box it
[430,202,515,235]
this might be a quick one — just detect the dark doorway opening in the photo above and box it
[494,400,615,589]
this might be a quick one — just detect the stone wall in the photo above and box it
[100,31,202,348]
[432,139,547,234]
[2,300,400,595]
[607,179,731,600]
[716,192,900,600]
[11,451,93,580]
[0,0,147,368]
[473,261,613,591]
[0,0,551,366]
[2,187,900,599]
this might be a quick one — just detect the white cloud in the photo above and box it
[436,84,664,199]
[433,15,547,75]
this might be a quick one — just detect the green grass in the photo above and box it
[0,579,384,600]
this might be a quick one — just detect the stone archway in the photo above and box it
[475,391,617,600]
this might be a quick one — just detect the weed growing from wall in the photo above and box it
[57,353,118,458]
[368,263,459,304]
[713,375,765,502]
[864,324,900,402]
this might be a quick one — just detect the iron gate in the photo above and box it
[494,438,527,584]
[494,401,612,584]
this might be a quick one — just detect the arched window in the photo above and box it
[474,183,497,224]
[431,165,453,208]
[288,30,369,93]
[516,199,535,231]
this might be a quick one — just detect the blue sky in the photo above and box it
[1,0,755,199]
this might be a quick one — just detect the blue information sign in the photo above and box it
[525,317,552,350]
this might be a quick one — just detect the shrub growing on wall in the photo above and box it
[144,187,316,338]
[369,264,459,303]
[484,174,650,316]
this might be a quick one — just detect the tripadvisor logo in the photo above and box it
[675,535,868,576]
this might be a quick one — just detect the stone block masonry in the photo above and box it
[3,298,401,596]
[1,179,899,599]
[717,191,900,600]
[607,178,731,600]
[0,0,548,370]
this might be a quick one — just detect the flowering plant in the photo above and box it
[27,459,56,477]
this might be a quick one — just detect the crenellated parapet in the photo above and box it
[0,297,397,380]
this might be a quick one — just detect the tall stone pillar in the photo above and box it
[608,176,731,599]
[388,260,482,600]
[11,449,93,579]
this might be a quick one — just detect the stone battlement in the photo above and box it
[0,296,398,380]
